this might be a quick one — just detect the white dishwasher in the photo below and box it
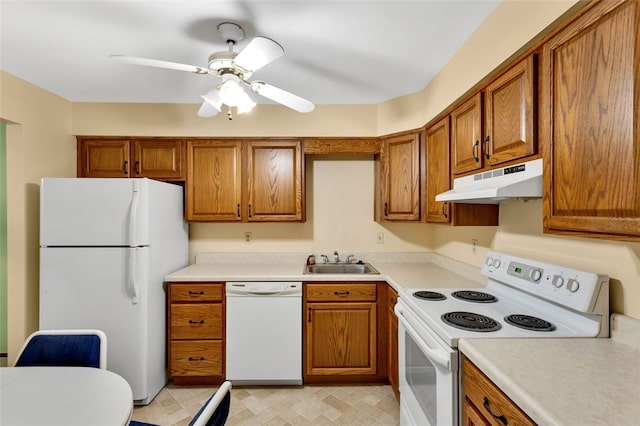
[225,281,302,385]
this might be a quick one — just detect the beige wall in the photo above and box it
[1,71,75,361]
[2,0,639,362]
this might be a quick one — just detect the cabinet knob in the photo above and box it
[123,160,128,175]
[135,161,141,175]
[188,320,205,324]
[334,291,351,297]
[442,202,448,218]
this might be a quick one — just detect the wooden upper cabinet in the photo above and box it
[541,0,640,241]
[380,132,421,221]
[451,93,483,175]
[77,137,184,180]
[186,140,242,222]
[246,140,304,222]
[451,55,537,176]
[77,138,130,178]
[132,139,183,179]
[424,117,451,223]
[186,139,304,222]
[484,55,536,166]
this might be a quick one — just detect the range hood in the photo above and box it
[435,158,542,204]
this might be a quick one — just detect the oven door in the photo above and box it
[395,300,458,426]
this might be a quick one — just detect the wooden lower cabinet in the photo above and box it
[303,282,388,383]
[167,282,225,385]
[462,358,535,426]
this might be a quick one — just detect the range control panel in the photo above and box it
[482,251,609,313]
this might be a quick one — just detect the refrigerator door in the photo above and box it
[39,246,158,402]
[40,178,150,247]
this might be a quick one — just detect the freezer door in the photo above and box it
[39,246,160,402]
[40,178,150,246]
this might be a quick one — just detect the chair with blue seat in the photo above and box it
[14,329,107,369]
[129,381,232,426]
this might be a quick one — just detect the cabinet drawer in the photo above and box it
[170,304,222,339]
[463,358,534,426]
[305,283,377,302]
[170,340,222,377]
[169,284,223,302]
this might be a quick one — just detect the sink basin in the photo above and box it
[304,263,380,274]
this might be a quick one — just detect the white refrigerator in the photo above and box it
[39,177,188,405]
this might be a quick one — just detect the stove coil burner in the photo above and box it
[451,290,497,303]
[412,291,446,301]
[504,314,556,332]
[441,311,502,332]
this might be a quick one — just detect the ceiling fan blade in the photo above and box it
[109,55,211,75]
[234,37,284,72]
[251,81,315,113]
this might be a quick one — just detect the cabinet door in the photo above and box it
[381,133,421,221]
[387,286,399,400]
[484,55,536,166]
[425,117,451,223]
[541,0,640,240]
[451,93,483,175]
[305,302,377,376]
[132,139,184,179]
[77,138,130,178]
[186,140,242,222]
[245,140,304,221]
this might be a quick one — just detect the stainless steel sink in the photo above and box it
[303,263,380,274]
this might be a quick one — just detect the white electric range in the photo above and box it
[394,250,610,426]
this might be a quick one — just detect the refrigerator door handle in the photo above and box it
[128,180,140,247]
[127,248,139,305]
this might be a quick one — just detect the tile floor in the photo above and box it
[132,383,400,425]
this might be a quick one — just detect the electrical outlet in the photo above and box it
[244,232,252,243]
[472,239,478,255]
[377,232,384,244]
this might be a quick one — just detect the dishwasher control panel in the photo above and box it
[226,281,302,296]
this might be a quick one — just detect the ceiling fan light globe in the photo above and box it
[236,96,256,114]
[218,78,246,107]
[201,88,222,111]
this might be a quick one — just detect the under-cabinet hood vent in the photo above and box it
[435,158,542,204]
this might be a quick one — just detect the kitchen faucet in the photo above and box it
[320,254,329,264]
[333,251,340,263]
[346,254,355,264]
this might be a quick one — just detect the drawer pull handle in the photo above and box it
[188,320,205,324]
[188,291,205,296]
[334,291,351,296]
[188,357,205,362]
[483,397,508,425]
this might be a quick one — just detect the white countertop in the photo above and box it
[164,252,486,291]
[459,314,640,426]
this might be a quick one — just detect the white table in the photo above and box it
[0,366,133,426]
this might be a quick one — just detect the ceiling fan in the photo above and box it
[110,22,315,119]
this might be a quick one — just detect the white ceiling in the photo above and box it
[0,0,500,106]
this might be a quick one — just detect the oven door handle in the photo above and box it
[395,303,454,370]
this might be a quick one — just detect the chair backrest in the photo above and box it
[189,381,232,426]
[14,329,107,369]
